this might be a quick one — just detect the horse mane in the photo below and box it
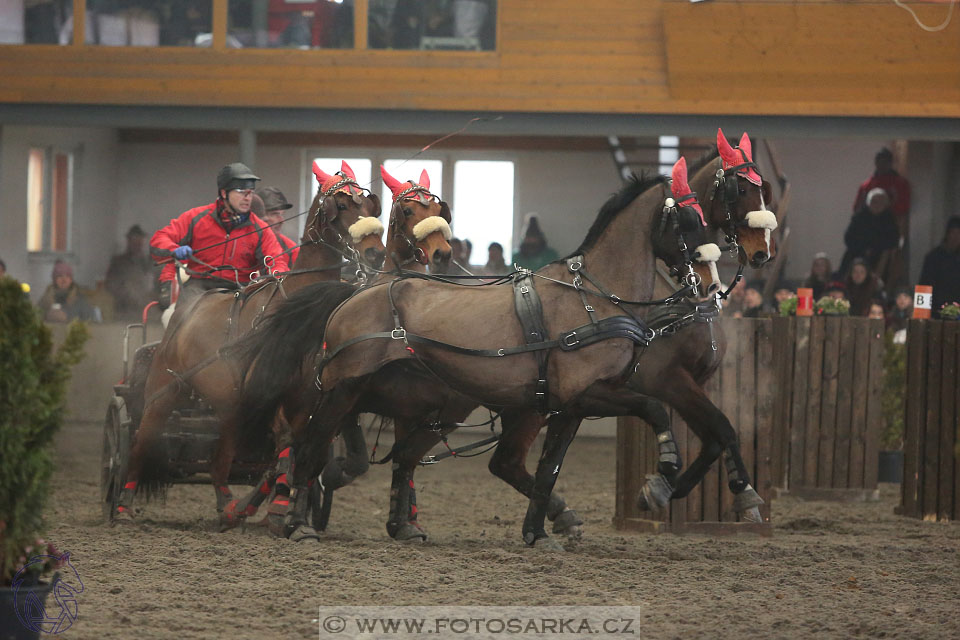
[687,145,719,175]
[227,280,358,453]
[570,172,668,257]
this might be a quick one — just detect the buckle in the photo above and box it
[391,328,407,340]
[563,332,580,347]
[520,285,529,294]
[568,260,582,272]
[584,305,595,313]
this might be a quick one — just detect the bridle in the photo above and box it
[389,183,441,268]
[710,153,762,255]
[307,172,377,282]
[658,187,711,299]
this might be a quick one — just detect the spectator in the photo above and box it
[255,186,299,267]
[773,281,796,308]
[824,280,847,302]
[919,216,960,318]
[840,188,900,278]
[0,258,5,278]
[150,162,288,309]
[802,252,834,301]
[887,287,913,332]
[742,281,770,318]
[463,238,473,265]
[513,213,558,272]
[845,258,884,316]
[38,260,97,323]
[868,300,886,320]
[105,224,156,320]
[853,147,911,236]
[482,241,508,275]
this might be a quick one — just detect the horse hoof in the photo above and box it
[551,509,584,539]
[113,508,135,525]
[393,522,428,542]
[288,524,321,543]
[739,506,763,523]
[638,473,673,511]
[733,485,764,513]
[532,536,565,552]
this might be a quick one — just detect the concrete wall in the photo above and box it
[0,126,119,297]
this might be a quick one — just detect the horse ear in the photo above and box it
[738,132,753,161]
[322,193,339,222]
[438,201,452,223]
[761,179,773,206]
[341,160,357,181]
[313,161,333,186]
[419,169,430,190]
[670,157,690,199]
[381,165,402,199]
[366,193,382,218]
[717,128,739,166]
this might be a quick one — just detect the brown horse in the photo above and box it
[352,138,778,543]
[232,164,726,541]
[111,161,387,524]
[226,165,455,538]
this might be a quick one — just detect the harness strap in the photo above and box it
[566,256,597,324]
[513,274,551,413]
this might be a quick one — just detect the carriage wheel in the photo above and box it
[308,481,333,532]
[100,399,131,522]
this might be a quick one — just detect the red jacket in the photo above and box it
[853,172,911,219]
[274,230,300,268]
[150,201,289,284]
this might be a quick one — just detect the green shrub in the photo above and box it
[778,296,798,317]
[880,330,906,451]
[0,276,88,584]
[814,296,850,316]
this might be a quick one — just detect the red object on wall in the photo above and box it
[796,288,813,317]
[267,0,335,48]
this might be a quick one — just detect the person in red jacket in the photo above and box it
[255,186,299,267]
[150,162,289,308]
[853,147,911,235]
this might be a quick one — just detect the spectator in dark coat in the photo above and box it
[919,216,960,318]
[887,286,913,332]
[840,188,900,277]
[105,224,156,320]
[853,147,911,236]
[802,252,834,301]
[845,258,885,317]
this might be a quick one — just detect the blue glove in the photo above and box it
[173,245,193,260]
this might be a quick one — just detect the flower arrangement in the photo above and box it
[940,302,960,320]
[814,296,850,316]
[0,277,88,585]
[779,295,798,317]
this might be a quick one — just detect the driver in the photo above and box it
[150,162,289,308]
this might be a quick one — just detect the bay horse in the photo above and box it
[348,134,778,543]
[228,165,455,539]
[232,161,727,542]
[111,161,387,525]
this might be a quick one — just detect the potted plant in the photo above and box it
[778,295,798,317]
[939,301,960,320]
[814,296,851,316]
[0,277,87,637]
[878,330,906,483]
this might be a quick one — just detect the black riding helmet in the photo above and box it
[217,162,260,193]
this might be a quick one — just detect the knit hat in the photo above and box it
[52,260,73,280]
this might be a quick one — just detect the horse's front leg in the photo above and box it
[385,418,446,542]
[520,413,581,549]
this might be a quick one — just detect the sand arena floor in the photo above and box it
[42,421,960,639]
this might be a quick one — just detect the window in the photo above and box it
[380,158,443,218]
[452,160,513,266]
[368,0,496,50]
[27,148,73,253]
[1,0,71,44]
[658,136,679,176]
[229,0,353,49]
[75,1,211,47]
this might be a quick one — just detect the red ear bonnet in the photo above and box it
[670,157,705,225]
[381,165,436,204]
[717,128,763,186]
[315,160,363,196]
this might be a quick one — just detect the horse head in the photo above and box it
[655,157,722,298]
[697,129,778,268]
[309,160,386,270]
[381,166,453,271]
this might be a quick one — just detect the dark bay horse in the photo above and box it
[112,162,387,525]
[228,165,455,539]
[233,165,726,542]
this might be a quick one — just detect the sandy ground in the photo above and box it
[40,420,960,639]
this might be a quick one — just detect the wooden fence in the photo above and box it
[615,317,774,535]
[899,319,960,521]
[771,316,885,500]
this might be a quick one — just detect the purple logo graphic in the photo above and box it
[12,552,83,635]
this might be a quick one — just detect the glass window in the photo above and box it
[368,0,495,51]
[380,158,442,218]
[452,160,513,269]
[0,0,75,44]
[77,1,212,47]
[229,0,353,49]
[659,135,680,176]
[28,148,73,253]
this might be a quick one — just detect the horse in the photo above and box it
[232,159,727,542]
[226,165,455,539]
[343,134,778,544]
[111,161,387,526]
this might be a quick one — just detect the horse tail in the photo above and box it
[229,280,358,454]
[135,440,173,502]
